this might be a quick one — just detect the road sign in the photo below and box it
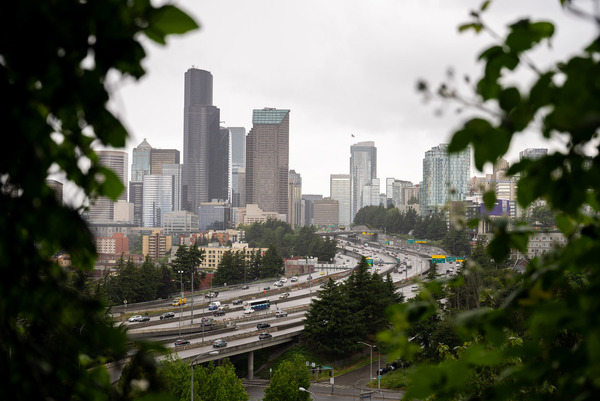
[446,257,457,263]
[408,239,415,244]
[415,240,428,244]
[432,255,446,263]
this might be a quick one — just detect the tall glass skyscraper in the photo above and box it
[246,108,290,218]
[142,174,173,227]
[420,144,471,216]
[183,67,225,213]
[350,141,377,221]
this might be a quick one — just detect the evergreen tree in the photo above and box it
[303,278,361,357]
[139,255,159,301]
[213,250,244,285]
[260,245,284,279]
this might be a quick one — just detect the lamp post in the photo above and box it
[191,351,219,401]
[191,268,194,325]
[299,387,317,400]
[178,270,184,337]
[358,341,375,382]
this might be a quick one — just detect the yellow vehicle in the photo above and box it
[172,298,187,306]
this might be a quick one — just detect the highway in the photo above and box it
[107,236,457,383]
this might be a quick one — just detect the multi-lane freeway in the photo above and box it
[108,236,456,383]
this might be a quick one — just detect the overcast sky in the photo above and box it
[108,0,595,196]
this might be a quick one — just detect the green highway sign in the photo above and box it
[446,257,457,262]
[408,239,415,244]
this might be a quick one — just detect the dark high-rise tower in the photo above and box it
[246,108,290,218]
[183,67,226,213]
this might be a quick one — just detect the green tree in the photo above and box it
[263,355,311,401]
[213,250,245,285]
[260,245,284,279]
[303,278,361,357]
[383,2,600,400]
[139,255,159,301]
[1,1,198,400]
[442,226,473,256]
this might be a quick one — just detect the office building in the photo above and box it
[182,67,223,213]
[420,144,470,216]
[150,148,180,175]
[386,178,413,206]
[163,210,198,233]
[230,127,247,207]
[519,148,548,161]
[209,126,230,202]
[129,181,144,227]
[88,150,128,223]
[162,163,183,211]
[131,138,152,182]
[198,202,230,231]
[288,170,303,229]
[361,177,381,208]
[302,194,322,227]
[313,198,339,227]
[142,230,172,260]
[330,174,351,227]
[142,174,173,227]
[350,141,377,220]
[246,108,290,218]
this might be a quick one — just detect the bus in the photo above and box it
[243,298,271,311]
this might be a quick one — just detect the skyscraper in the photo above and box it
[330,174,351,226]
[288,170,303,229]
[350,141,377,220]
[208,126,230,202]
[182,67,223,213]
[131,138,152,182]
[88,150,128,223]
[142,174,173,227]
[420,144,471,216]
[519,148,548,161]
[246,108,290,218]
[230,127,247,207]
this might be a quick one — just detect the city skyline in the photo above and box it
[108,0,588,197]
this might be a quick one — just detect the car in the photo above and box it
[160,312,175,320]
[257,322,271,330]
[263,286,270,291]
[280,277,288,283]
[232,299,243,305]
[275,310,288,318]
[320,271,325,275]
[244,308,255,314]
[174,339,190,347]
[212,339,227,348]
[213,310,225,316]
[279,292,290,299]
[218,304,230,310]
[290,277,298,282]
[205,292,218,299]
[273,282,281,287]
[139,316,150,322]
[411,285,418,290]
[128,315,142,322]
[241,284,249,290]
[258,333,272,340]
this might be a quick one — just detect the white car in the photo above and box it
[244,308,255,314]
[128,315,142,322]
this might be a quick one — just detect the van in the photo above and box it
[208,301,221,310]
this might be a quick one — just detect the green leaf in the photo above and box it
[146,5,199,45]
[499,87,521,112]
[458,23,483,33]
[483,190,497,211]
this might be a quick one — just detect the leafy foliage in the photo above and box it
[240,220,337,261]
[388,1,600,400]
[354,205,447,238]
[263,354,311,401]
[1,1,197,400]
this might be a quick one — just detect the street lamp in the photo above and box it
[358,341,375,383]
[178,270,184,337]
[298,387,317,400]
[191,351,219,401]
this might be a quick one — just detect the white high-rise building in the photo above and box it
[330,174,351,227]
[88,150,128,223]
[420,144,471,216]
[350,141,377,221]
[142,175,173,227]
